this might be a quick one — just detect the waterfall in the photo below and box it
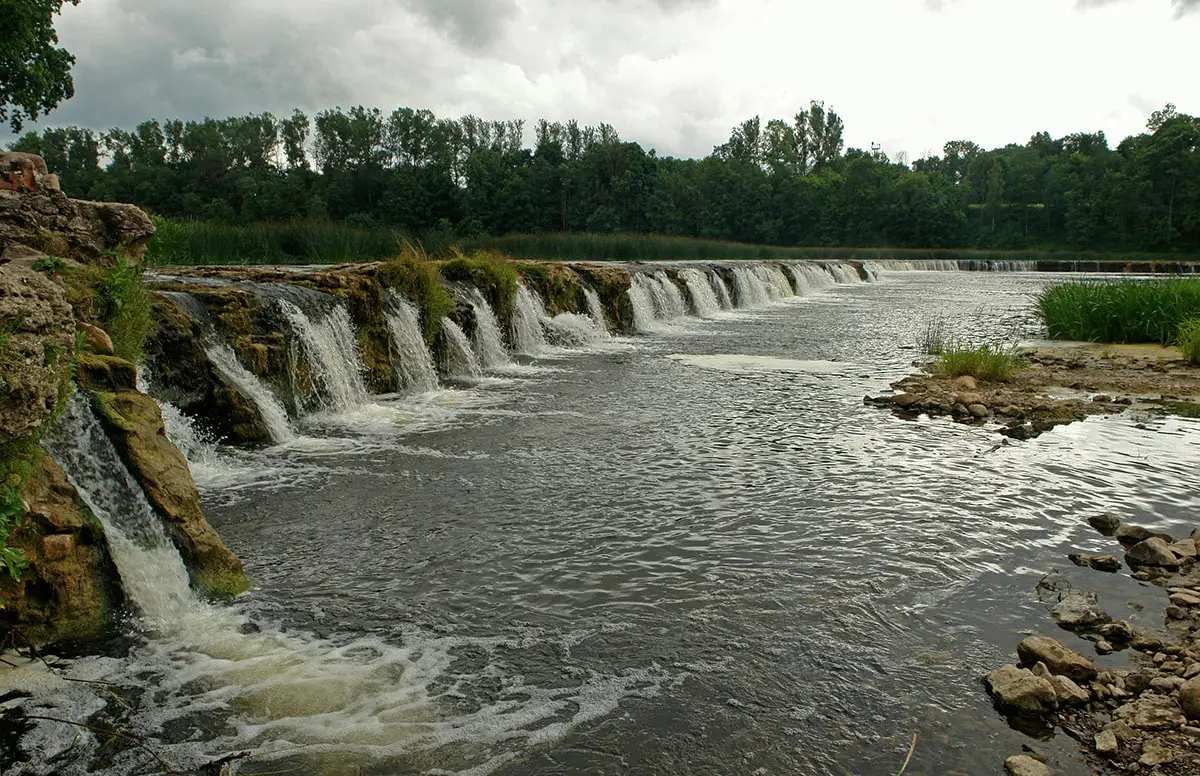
[440,318,483,377]
[277,299,369,413]
[207,345,295,444]
[709,271,734,310]
[44,394,197,624]
[731,267,772,308]
[827,263,861,284]
[512,284,551,354]
[680,269,722,318]
[628,275,661,332]
[462,287,514,368]
[157,400,220,465]
[754,265,795,301]
[583,288,610,334]
[792,264,835,292]
[652,272,688,319]
[384,293,440,393]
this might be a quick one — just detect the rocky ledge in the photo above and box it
[867,344,1200,439]
[986,513,1200,774]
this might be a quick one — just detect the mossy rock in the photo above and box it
[517,262,586,316]
[74,353,138,394]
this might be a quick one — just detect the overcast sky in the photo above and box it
[17,0,1200,161]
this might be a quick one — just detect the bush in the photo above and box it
[1177,318,1200,364]
[100,256,154,363]
[1038,278,1200,345]
[933,342,1023,382]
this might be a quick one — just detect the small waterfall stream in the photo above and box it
[385,293,440,393]
[679,269,722,318]
[207,344,295,444]
[583,288,611,335]
[512,285,551,354]
[277,299,369,412]
[462,287,514,368]
[440,318,484,377]
[709,271,734,310]
[731,267,773,308]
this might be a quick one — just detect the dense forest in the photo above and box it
[8,101,1200,253]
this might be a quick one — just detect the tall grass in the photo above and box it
[1037,278,1200,345]
[377,243,455,346]
[147,217,407,266]
[440,250,520,324]
[1177,318,1200,364]
[932,342,1023,382]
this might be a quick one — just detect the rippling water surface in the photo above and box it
[11,271,1200,776]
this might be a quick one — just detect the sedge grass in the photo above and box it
[1177,318,1200,364]
[932,341,1023,382]
[1037,278,1200,345]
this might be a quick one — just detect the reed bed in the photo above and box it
[1037,278,1200,345]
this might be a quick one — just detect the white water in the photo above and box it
[709,271,734,310]
[157,401,221,466]
[440,318,484,378]
[651,272,689,319]
[679,268,722,318]
[512,285,551,354]
[754,264,795,301]
[730,267,774,308]
[463,287,514,368]
[583,287,611,334]
[207,344,295,444]
[385,293,440,393]
[277,299,370,413]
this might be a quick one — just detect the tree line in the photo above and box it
[8,101,1200,253]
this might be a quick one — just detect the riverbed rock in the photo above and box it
[1180,677,1200,720]
[986,665,1058,716]
[1094,729,1119,757]
[1169,539,1198,560]
[1114,694,1186,731]
[1068,553,1121,572]
[76,322,114,356]
[92,387,249,597]
[1017,636,1098,682]
[1003,755,1050,776]
[1117,524,1171,546]
[1098,621,1135,644]
[0,255,74,443]
[1126,537,1181,568]
[1087,512,1123,536]
[1050,590,1111,630]
[1138,739,1174,767]
[1048,674,1090,705]
[967,403,989,418]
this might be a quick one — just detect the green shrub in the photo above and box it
[0,484,29,581]
[933,342,1023,382]
[378,244,455,346]
[1177,318,1200,364]
[100,256,154,363]
[32,256,65,275]
[1038,279,1200,345]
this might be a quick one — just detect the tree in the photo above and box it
[0,0,80,132]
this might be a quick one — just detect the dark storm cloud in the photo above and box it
[404,0,519,47]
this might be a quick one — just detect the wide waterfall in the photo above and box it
[679,269,722,318]
[277,299,369,412]
[462,287,514,368]
[207,344,295,444]
[44,394,197,624]
[440,318,484,377]
[385,293,440,392]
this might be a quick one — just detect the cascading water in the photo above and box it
[754,265,795,301]
[731,267,773,308]
[827,263,862,284]
[679,269,722,318]
[43,394,196,625]
[462,287,514,368]
[207,344,295,444]
[385,293,440,392]
[277,299,369,413]
[512,285,551,355]
[440,318,484,378]
[627,275,661,333]
[583,288,611,335]
[709,271,735,310]
[651,273,688,319]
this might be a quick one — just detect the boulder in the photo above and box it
[1087,512,1122,535]
[1114,694,1186,731]
[1126,537,1181,568]
[1094,729,1118,757]
[1169,539,1198,559]
[985,665,1058,716]
[1017,636,1098,682]
[951,375,978,391]
[1180,677,1200,720]
[1067,553,1121,572]
[76,322,114,356]
[1168,590,1200,608]
[1049,590,1111,630]
[1116,523,1171,546]
[1098,621,1134,644]
[1003,755,1050,776]
[967,403,989,418]
[1139,739,1174,767]
[1048,675,1089,705]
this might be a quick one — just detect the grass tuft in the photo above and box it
[1177,318,1200,364]
[378,242,455,346]
[1037,278,1200,345]
[440,249,520,326]
[932,342,1023,382]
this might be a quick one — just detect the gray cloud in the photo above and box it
[404,0,519,47]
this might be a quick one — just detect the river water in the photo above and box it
[6,270,1200,776]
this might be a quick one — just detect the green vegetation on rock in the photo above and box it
[1038,278,1200,345]
[0,436,42,583]
[932,342,1023,382]
[440,250,520,326]
[99,257,153,363]
[378,246,454,346]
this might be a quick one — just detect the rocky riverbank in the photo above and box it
[986,514,1200,775]
[867,343,1200,439]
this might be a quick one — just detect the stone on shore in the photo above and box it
[1087,512,1122,535]
[1114,694,1186,731]
[1017,636,1098,682]
[1138,739,1174,767]
[1049,590,1111,630]
[1180,677,1200,720]
[1004,755,1050,776]
[986,665,1058,716]
[1116,524,1170,546]
[1126,537,1181,568]
[1067,553,1121,572]
[1094,729,1118,757]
